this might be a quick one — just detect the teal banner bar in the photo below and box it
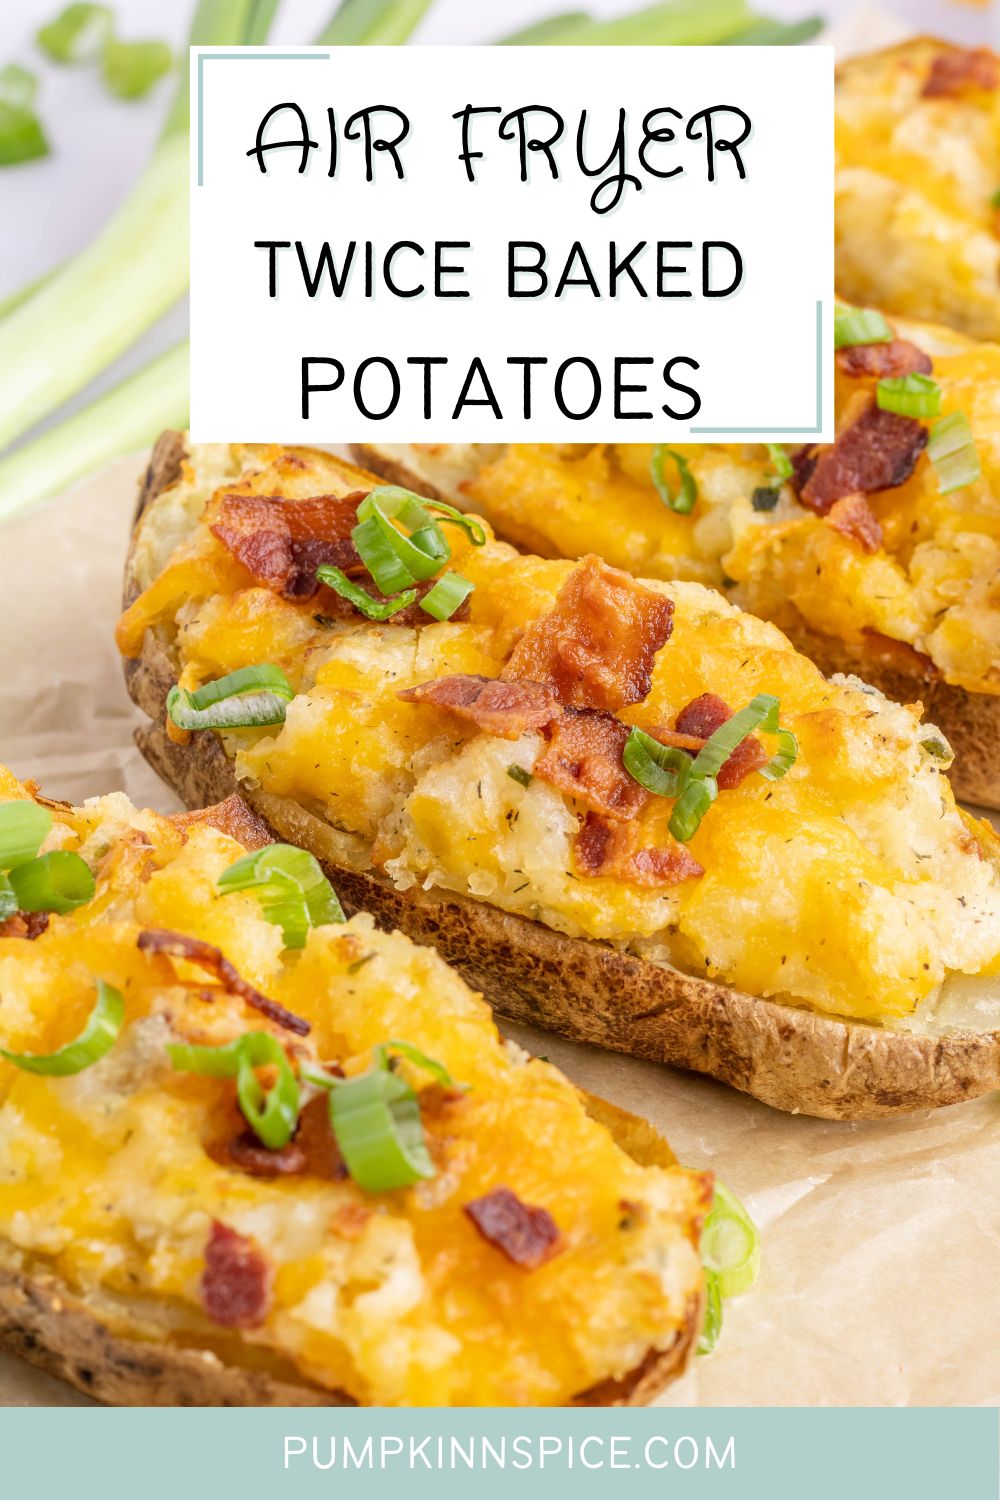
[2,1408,997,1499]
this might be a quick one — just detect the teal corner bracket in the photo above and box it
[196,50,330,188]
[689,298,826,436]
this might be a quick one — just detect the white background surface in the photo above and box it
[0,0,991,449]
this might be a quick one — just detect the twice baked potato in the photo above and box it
[835,38,1000,340]
[0,764,710,1406]
[356,311,1000,807]
[117,436,1000,1121]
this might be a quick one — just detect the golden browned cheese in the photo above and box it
[835,40,1000,340]
[117,446,1000,1028]
[457,317,1000,697]
[0,766,706,1406]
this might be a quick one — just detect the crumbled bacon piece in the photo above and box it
[922,46,999,98]
[826,493,884,553]
[534,708,646,819]
[137,929,310,1036]
[574,813,704,886]
[294,1093,349,1180]
[463,1187,562,1267]
[208,1095,347,1181]
[210,491,364,599]
[0,910,50,940]
[675,693,731,740]
[172,795,273,852]
[502,555,673,711]
[672,694,769,788]
[397,674,558,739]
[795,400,927,514]
[200,1221,271,1328]
[836,339,932,380]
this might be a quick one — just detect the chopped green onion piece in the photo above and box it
[920,735,952,762]
[702,1180,761,1299]
[833,304,893,349]
[765,443,793,482]
[218,843,344,948]
[1,979,123,1075]
[688,697,775,781]
[876,372,941,419]
[698,1269,723,1355]
[9,850,95,914]
[422,501,487,548]
[0,801,52,869]
[102,39,173,101]
[507,764,532,788]
[374,1040,466,1091]
[0,64,38,109]
[623,728,689,798]
[315,564,417,621]
[0,874,18,923]
[668,774,718,843]
[357,485,432,524]
[651,445,697,514]
[990,187,1000,210]
[169,1030,299,1150]
[166,665,294,732]
[329,1064,433,1191]
[927,410,981,495]
[419,571,474,621]
[751,486,780,512]
[37,3,113,63]
[0,104,49,166]
[353,505,447,587]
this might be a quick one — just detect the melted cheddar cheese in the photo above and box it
[0,771,706,1406]
[117,446,1000,1030]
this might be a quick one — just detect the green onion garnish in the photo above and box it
[990,188,1000,209]
[37,3,113,63]
[218,844,344,949]
[701,1180,761,1298]
[0,874,18,924]
[169,1030,299,1150]
[752,443,793,511]
[624,694,798,842]
[927,410,981,495]
[651,445,697,514]
[751,487,780,512]
[507,764,532,788]
[102,38,173,101]
[0,801,52,869]
[0,64,38,110]
[316,565,417,621]
[698,1269,724,1355]
[833,304,893,349]
[166,664,294,732]
[419,571,474,621]
[766,443,793,482]
[1,979,123,1075]
[9,850,95,914]
[876,372,941,419]
[0,103,48,166]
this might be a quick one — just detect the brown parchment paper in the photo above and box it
[0,456,998,1409]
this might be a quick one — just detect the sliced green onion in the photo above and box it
[9,850,95,914]
[329,1064,433,1191]
[0,801,52,869]
[702,1180,761,1298]
[751,487,780,512]
[920,735,953,762]
[317,0,436,45]
[374,1040,466,1090]
[0,64,38,110]
[315,564,417,621]
[991,187,1000,210]
[0,104,49,166]
[876,372,941,419]
[1,979,123,1076]
[102,39,173,101]
[422,501,487,548]
[419,571,474,621]
[166,664,294,732]
[218,843,344,948]
[651,446,697,514]
[833,304,893,349]
[37,3,113,63]
[668,774,718,843]
[507,764,532,788]
[623,728,689,798]
[927,410,981,495]
[353,507,446,587]
[169,1029,299,1150]
[698,1270,723,1355]
[766,443,793,482]
[360,487,487,548]
[0,874,18,924]
[687,698,773,781]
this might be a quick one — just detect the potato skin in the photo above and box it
[123,435,1000,1122]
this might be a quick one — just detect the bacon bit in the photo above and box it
[463,1187,563,1268]
[293,1093,349,1180]
[922,47,999,99]
[208,1131,306,1178]
[675,693,731,740]
[672,693,768,789]
[136,929,310,1037]
[0,910,50,941]
[826,493,884,554]
[200,1221,271,1329]
[171,795,273,853]
[574,812,704,886]
[330,1200,373,1240]
[836,339,932,380]
[861,629,940,681]
[502,555,673,711]
[397,674,559,739]
[796,400,927,514]
[210,491,364,600]
[535,708,646,820]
